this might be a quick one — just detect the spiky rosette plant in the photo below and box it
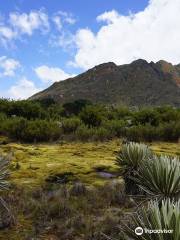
[122,199,180,240]
[0,156,10,191]
[0,155,12,229]
[134,155,180,200]
[116,142,152,194]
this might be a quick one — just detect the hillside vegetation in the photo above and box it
[30,59,180,107]
[0,98,180,143]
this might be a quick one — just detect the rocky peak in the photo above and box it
[29,59,180,107]
[131,59,149,66]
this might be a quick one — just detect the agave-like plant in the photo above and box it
[0,155,10,191]
[134,155,180,200]
[122,199,180,240]
[116,142,152,194]
[0,155,11,227]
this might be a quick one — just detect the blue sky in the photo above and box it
[0,0,180,99]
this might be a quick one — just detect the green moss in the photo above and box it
[0,140,179,188]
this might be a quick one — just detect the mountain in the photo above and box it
[30,59,180,107]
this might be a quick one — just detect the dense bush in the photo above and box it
[62,117,82,134]
[159,121,180,141]
[102,120,127,137]
[62,99,92,116]
[126,125,159,142]
[132,108,160,126]
[92,127,112,141]
[79,105,103,127]
[0,98,180,142]
[3,117,28,140]
[3,118,61,142]
[22,120,61,142]
[75,125,112,141]
[0,99,47,119]
[75,125,94,141]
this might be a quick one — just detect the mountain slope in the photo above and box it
[30,59,180,107]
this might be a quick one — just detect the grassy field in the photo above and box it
[0,139,180,240]
[0,139,179,188]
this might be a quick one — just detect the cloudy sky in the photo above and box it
[0,0,180,99]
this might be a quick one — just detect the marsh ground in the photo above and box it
[0,139,179,187]
[0,139,179,239]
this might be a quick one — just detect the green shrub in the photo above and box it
[159,122,180,142]
[4,118,61,142]
[23,120,61,142]
[4,117,28,140]
[0,113,7,133]
[126,125,159,142]
[103,120,126,137]
[115,106,132,119]
[75,125,95,141]
[157,106,180,123]
[62,117,82,134]
[132,108,160,126]
[62,99,92,116]
[79,105,103,127]
[134,155,180,200]
[122,199,180,240]
[92,127,112,141]
[75,125,111,141]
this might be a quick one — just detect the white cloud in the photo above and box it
[8,78,41,99]
[0,9,50,46]
[35,65,75,83]
[52,11,76,31]
[0,25,17,46]
[0,26,16,40]
[0,56,20,76]
[9,9,49,35]
[97,10,120,24]
[52,15,62,31]
[51,31,76,51]
[73,0,180,70]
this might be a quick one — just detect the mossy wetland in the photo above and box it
[0,138,179,239]
[0,140,179,188]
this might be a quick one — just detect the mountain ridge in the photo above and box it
[30,59,180,107]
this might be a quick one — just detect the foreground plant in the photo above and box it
[0,155,10,191]
[0,155,13,229]
[122,199,180,240]
[134,155,180,200]
[116,142,152,194]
